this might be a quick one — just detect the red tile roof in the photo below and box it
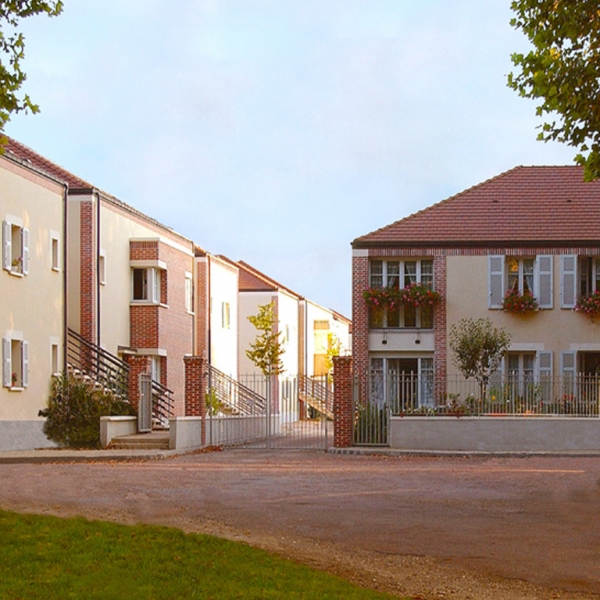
[3,137,92,188]
[353,166,600,248]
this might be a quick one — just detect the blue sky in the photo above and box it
[6,0,575,317]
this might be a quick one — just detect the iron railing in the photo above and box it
[66,328,129,401]
[151,378,174,424]
[208,365,266,416]
[298,374,333,420]
[360,372,600,417]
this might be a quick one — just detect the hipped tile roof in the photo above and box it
[353,166,600,248]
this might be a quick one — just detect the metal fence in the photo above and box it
[353,372,600,446]
[210,373,332,449]
[362,372,600,417]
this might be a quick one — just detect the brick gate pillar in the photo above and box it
[333,355,354,448]
[184,356,207,418]
[125,355,152,411]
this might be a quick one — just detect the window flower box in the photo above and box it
[502,289,539,314]
[363,284,441,309]
[575,291,600,321]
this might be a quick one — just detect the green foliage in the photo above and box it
[508,0,600,180]
[449,318,511,394]
[0,509,396,600]
[0,1,63,133]
[246,301,285,376]
[325,331,341,376]
[354,403,387,445]
[39,373,135,448]
[205,387,222,416]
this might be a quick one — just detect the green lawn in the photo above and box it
[0,509,400,599]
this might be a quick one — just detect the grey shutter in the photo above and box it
[538,351,553,378]
[21,341,29,388]
[537,351,553,403]
[2,338,11,387]
[488,255,504,309]
[2,221,11,271]
[560,255,577,308]
[561,351,577,396]
[21,227,29,275]
[536,255,553,308]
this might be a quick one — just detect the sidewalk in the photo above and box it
[0,447,186,464]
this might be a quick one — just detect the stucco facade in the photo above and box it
[352,166,600,413]
[1,150,66,450]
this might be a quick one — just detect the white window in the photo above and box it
[2,337,29,389]
[221,301,230,329]
[51,342,59,375]
[98,251,106,285]
[488,255,553,309]
[3,220,29,276]
[132,268,163,303]
[559,255,600,309]
[51,234,60,271]
[369,259,435,329]
[370,356,434,411]
[185,273,193,313]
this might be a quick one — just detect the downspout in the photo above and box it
[62,183,69,372]
[95,190,101,348]
[207,255,212,364]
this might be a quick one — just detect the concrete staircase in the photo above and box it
[109,431,170,450]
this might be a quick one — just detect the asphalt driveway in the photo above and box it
[0,450,599,599]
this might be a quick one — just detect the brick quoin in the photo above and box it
[80,197,97,344]
[333,355,353,448]
[352,254,369,399]
[184,355,207,421]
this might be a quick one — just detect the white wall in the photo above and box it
[0,157,64,448]
[208,256,238,378]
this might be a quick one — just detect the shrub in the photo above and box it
[39,373,136,448]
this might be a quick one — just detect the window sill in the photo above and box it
[7,270,24,278]
[7,386,24,392]
[130,301,169,309]
[51,267,61,273]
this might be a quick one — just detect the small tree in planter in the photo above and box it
[449,318,511,404]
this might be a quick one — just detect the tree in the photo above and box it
[449,318,511,400]
[0,1,63,134]
[508,1,600,181]
[246,302,285,376]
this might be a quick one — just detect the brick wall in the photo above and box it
[80,197,97,343]
[128,239,194,417]
[184,355,207,428]
[333,355,353,448]
[352,254,369,396]
[195,258,208,358]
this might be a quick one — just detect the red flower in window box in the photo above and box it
[502,289,539,313]
[575,291,600,321]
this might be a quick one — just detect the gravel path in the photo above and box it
[1,450,599,599]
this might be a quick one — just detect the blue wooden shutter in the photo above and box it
[536,255,553,308]
[560,255,577,308]
[21,340,29,388]
[21,227,30,275]
[488,255,504,309]
[2,221,11,272]
[2,338,11,387]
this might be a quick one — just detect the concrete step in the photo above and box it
[109,431,170,450]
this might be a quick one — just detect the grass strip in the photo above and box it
[0,509,400,599]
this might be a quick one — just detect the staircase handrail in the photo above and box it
[66,328,129,401]
[207,365,266,415]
